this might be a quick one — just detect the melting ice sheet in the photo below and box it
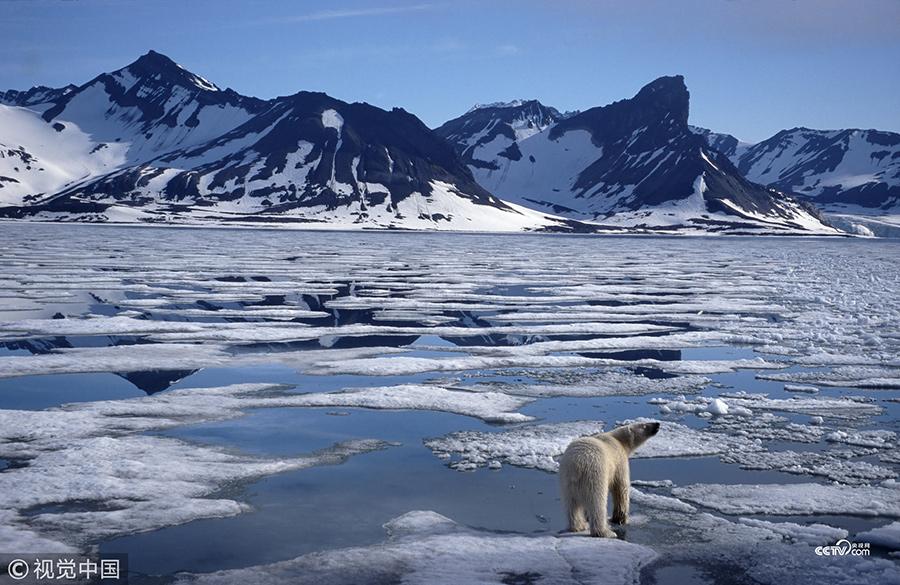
[174,510,657,585]
[0,384,392,548]
[0,225,898,583]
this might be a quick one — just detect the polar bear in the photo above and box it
[559,421,660,537]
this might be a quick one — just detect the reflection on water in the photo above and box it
[0,372,145,410]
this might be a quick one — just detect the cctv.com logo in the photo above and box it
[815,539,871,557]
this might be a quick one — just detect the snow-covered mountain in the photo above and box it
[0,84,77,107]
[0,52,595,232]
[692,126,900,211]
[0,53,858,234]
[689,125,900,235]
[437,77,836,234]
[0,104,126,206]
[736,128,900,212]
[0,51,268,207]
[40,50,268,163]
[437,100,570,170]
[688,125,751,160]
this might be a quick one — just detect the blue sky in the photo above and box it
[2,0,898,142]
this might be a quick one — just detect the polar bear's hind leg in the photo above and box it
[585,481,616,538]
[564,492,588,532]
[611,467,630,525]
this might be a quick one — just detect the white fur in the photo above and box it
[559,421,660,537]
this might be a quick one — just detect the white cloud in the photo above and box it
[275,4,434,24]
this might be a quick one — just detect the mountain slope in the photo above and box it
[0,104,126,206]
[438,77,836,234]
[0,51,593,231]
[1,54,843,234]
[733,128,900,211]
[0,84,77,108]
[0,51,269,207]
[688,125,750,160]
[436,100,569,170]
[0,54,587,232]
[37,50,269,164]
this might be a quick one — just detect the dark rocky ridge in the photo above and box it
[436,75,831,230]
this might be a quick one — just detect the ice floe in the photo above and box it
[713,392,882,419]
[760,366,900,389]
[306,354,785,377]
[425,421,604,472]
[706,412,828,443]
[629,485,900,585]
[784,384,820,393]
[654,395,753,417]
[289,384,534,423]
[718,448,896,485]
[426,412,896,485]
[0,343,409,379]
[3,225,900,583]
[425,419,757,473]
[456,370,711,398]
[672,482,900,517]
[0,384,392,546]
[736,518,848,545]
[174,510,658,585]
[857,521,900,550]
[0,509,77,554]
[825,429,896,449]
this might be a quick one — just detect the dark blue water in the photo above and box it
[0,372,145,410]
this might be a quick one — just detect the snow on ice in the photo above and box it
[174,510,657,585]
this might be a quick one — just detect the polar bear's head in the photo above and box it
[609,421,660,455]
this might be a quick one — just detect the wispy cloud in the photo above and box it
[262,3,434,25]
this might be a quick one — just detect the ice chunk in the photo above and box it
[175,510,657,585]
[0,383,392,546]
[719,449,896,485]
[0,510,77,554]
[425,421,604,472]
[672,483,900,517]
[0,343,409,380]
[651,395,750,418]
[425,419,758,472]
[630,488,697,513]
[716,392,882,420]
[736,518,848,545]
[761,367,900,389]
[307,353,785,377]
[856,521,900,550]
[784,384,820,393]
[825,429,896,449]
[707,398,729,415]
[289,384,534,423]
[457,371,710,398]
